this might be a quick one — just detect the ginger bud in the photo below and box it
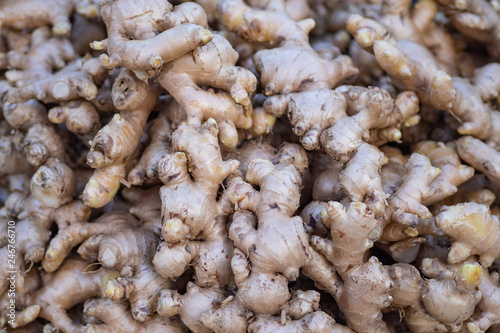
[161,218,190,243]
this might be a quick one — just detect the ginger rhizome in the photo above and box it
[10,256,118,332]
[218,0,358,151]
[153,119,238,288]
[223,145,340,317]
[435,202,500,267]
[82,68,160,208]
[127,110,172,186]
[347,14,500,147]
[93,0,213,76]
[157,281,248,332]
[44,205,171,322]
[3,0,500,331]
[157,33,257,148]
[0,0,97,35]
[82,298,187,333]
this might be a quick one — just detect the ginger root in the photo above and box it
[82,68,160,207]
[435,202,500,267]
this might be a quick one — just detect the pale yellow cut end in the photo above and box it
[90,40,104,51]
[105,280,124,300]
[174,152,188,163]
[99,54,112,67]
[83,84,98,99]
[456,262,483,288]
[404,228,419,237]
[149,55,164,69]
[200,29,214,44]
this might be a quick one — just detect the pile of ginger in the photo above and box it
[1,0,500,332]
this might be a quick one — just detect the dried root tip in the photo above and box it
[157,289,182,318]
[30,159,75,208]
[105,278,134,301]
[87,149,106,169]
[456,262,483,290]
[26,143,49,166]
[25,247,45,262]
[9,305,41,329]
[161,218,190,243]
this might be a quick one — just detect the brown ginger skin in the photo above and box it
[414,140,474,205]
[0,0,97,35]
[42,211,139,273]
[4,27,74,87]
[437,0,500,60]
[347,15,456,111]
[321,86,419,162]
[263,89,348,150]
[0,134,32,177]
[218,0,357,150]
[435,202,500,267]
[347,15,500,145]
[246,290,354,333]
[457,136,500,187]
[467,271,500,332]
[21,256,118,332]
[30,158,75,209]
[369,0,459,74]
[99,187,172,322]
[311,201,381,275]
[224,147,323,315]
[3,100,67,167]
[83,68,160,208]
[332,256,395,333]
[6,60,99,104]
[338,143,388,215]
[380,146,407,196]
[157,282,245,333]
[340,87,420,146]
[48,100,100,135]
[93,0,213,76]
[418,258,486,332]
[0,165,86,296]
[153,119,239,288]
[218,0,358,96]
[70,209,171,322]
[388,153,441,227]
[82,298,188,333]
[127,110,172,185]
[157,33,257,148]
